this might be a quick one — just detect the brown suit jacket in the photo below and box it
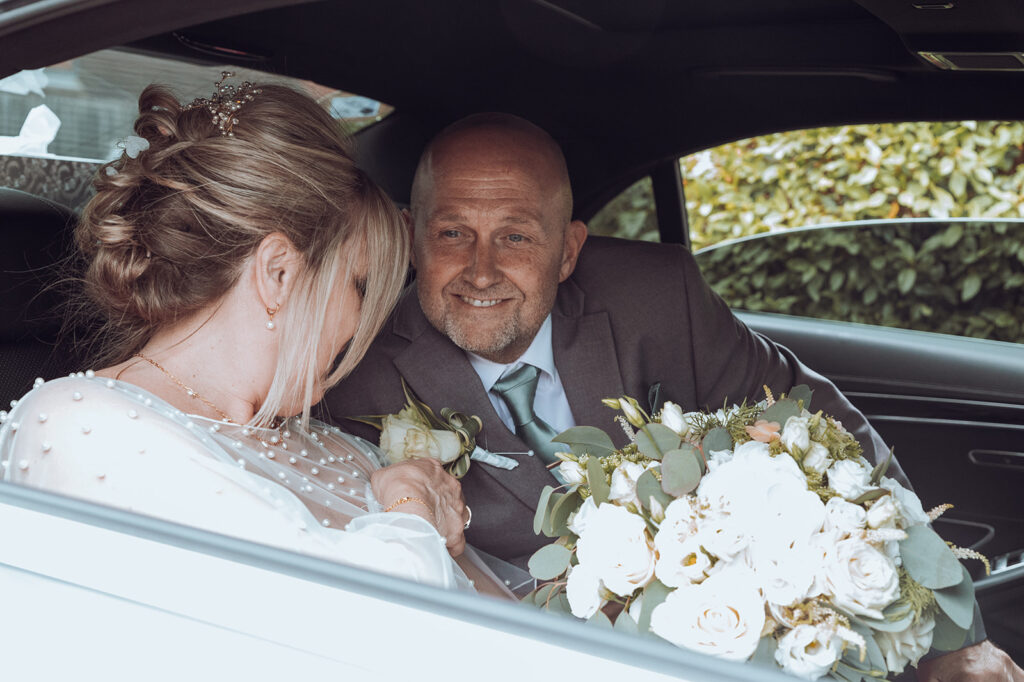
[324,236,904,566]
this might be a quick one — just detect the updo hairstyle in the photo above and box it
[76,83,408,424]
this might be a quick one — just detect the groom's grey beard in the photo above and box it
[442,313,520,359]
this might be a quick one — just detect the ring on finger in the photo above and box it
[463,505,472,530]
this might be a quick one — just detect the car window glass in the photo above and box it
[682,122,1024,344]
[587,176,659,242]
[0,48,392,209]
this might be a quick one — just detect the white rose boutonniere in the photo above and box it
[354,379,518,478]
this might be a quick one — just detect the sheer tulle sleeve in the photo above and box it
[0,376,465,590]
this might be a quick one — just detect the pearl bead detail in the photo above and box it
[72,392,83,401]
[266,320,275,330]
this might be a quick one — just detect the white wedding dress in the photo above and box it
[0,373,470,590]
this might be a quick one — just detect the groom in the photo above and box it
[327,111,899,564]
[325,113,1019,678]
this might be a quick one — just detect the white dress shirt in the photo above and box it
[466,315,577,435]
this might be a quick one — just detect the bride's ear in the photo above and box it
[253,232,303,311]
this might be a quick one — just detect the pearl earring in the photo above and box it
[266,303,280,330]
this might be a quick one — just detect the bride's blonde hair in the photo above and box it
[76,83,408,425]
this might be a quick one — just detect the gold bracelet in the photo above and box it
[384,496,434,522]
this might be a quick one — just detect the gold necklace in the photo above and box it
[134,353,234,423]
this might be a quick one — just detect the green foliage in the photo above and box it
[695,220,1024,343]
[591,121,1024,343]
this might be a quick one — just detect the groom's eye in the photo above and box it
[507,233,525,243]
[441,229,461,238]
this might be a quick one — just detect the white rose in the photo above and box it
[650,567,766,662]
[823,497,867,536]
[775,624,842,680]
[696,512,751,562]
[827,458,874,501]
[879,476,930,527]
[781,415,811,454]
[875,613,935,673]
[576,503,655,596]
[379,415,462,464]
[656,534,713,587]
[803,442,831,475]
[608,460,646,507]
[659,401,690,437]
[751,540,817,608]
[557,460,586,486]
[565,562,606,619]
[866,495,900,529]
[567,496,598,536]
[822,538,900,619]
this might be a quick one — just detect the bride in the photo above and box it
[0,75,506,594]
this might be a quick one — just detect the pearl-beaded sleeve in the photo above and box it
[0,374,463,590]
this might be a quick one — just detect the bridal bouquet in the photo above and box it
[525,387,985,681]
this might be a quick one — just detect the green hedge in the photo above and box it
[588,121,1024,343]
[694,221,1024,344]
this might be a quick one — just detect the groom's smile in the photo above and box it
[409,118,587,365]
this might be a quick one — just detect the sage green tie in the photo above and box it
[491,363,563,467]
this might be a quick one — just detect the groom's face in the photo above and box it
[410,125,586,364]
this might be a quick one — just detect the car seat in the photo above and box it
[0,187,84,406]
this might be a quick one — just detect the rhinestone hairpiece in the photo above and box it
[183,71,262,137]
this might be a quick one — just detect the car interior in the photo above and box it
[2,0,1022,666]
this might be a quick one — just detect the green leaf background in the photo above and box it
[589,121,1024,344]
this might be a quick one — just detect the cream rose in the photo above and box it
[567,496,598,536]
[774,624,842,680]
[822,537,899,619]
[656,534,713,587]
[827,458,874,501]
[659,401,691,438]
[566,563,606,619]
[823,497,867,536]
[557,460,586,486]
[879,476,930,527]
[649,568,766,662]
[866,495,900,529]
[576,503,656,596]
[803,442,832,475]
[379,415,462,464]
[781,415,811,454]
[876,613,935,673]
[608,460,646,507]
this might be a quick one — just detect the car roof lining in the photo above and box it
[3,0,1024,211]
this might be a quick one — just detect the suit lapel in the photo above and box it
[391,299,556,510]
[551,279,627,445]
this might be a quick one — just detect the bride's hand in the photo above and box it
[371,458,468,557]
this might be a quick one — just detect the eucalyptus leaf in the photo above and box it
[552,426,616,457]
[533,485,555,536]
[786,384,814,411]
[850,488,890,505]
[587,457,610,505]
[526,582,559,607]
[587,609,613,628]
[869,447,894,485]
[899,524,963,589]
[847,621,888,674]
[635,423,681,461]
[613,611,640,635]
[637,579,672,633]
[930,609,968,652]
[528,544,572,580]
[853,607,915,633]
[934,564,976,629]
[637,469,672,511]
[701,427,732,463]
[548,491,580,537]
[759,398,801,426]
[661,446,703,496]
[749,636,778,668]
[540,492,565,538]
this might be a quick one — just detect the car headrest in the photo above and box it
[0,187,77,343]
